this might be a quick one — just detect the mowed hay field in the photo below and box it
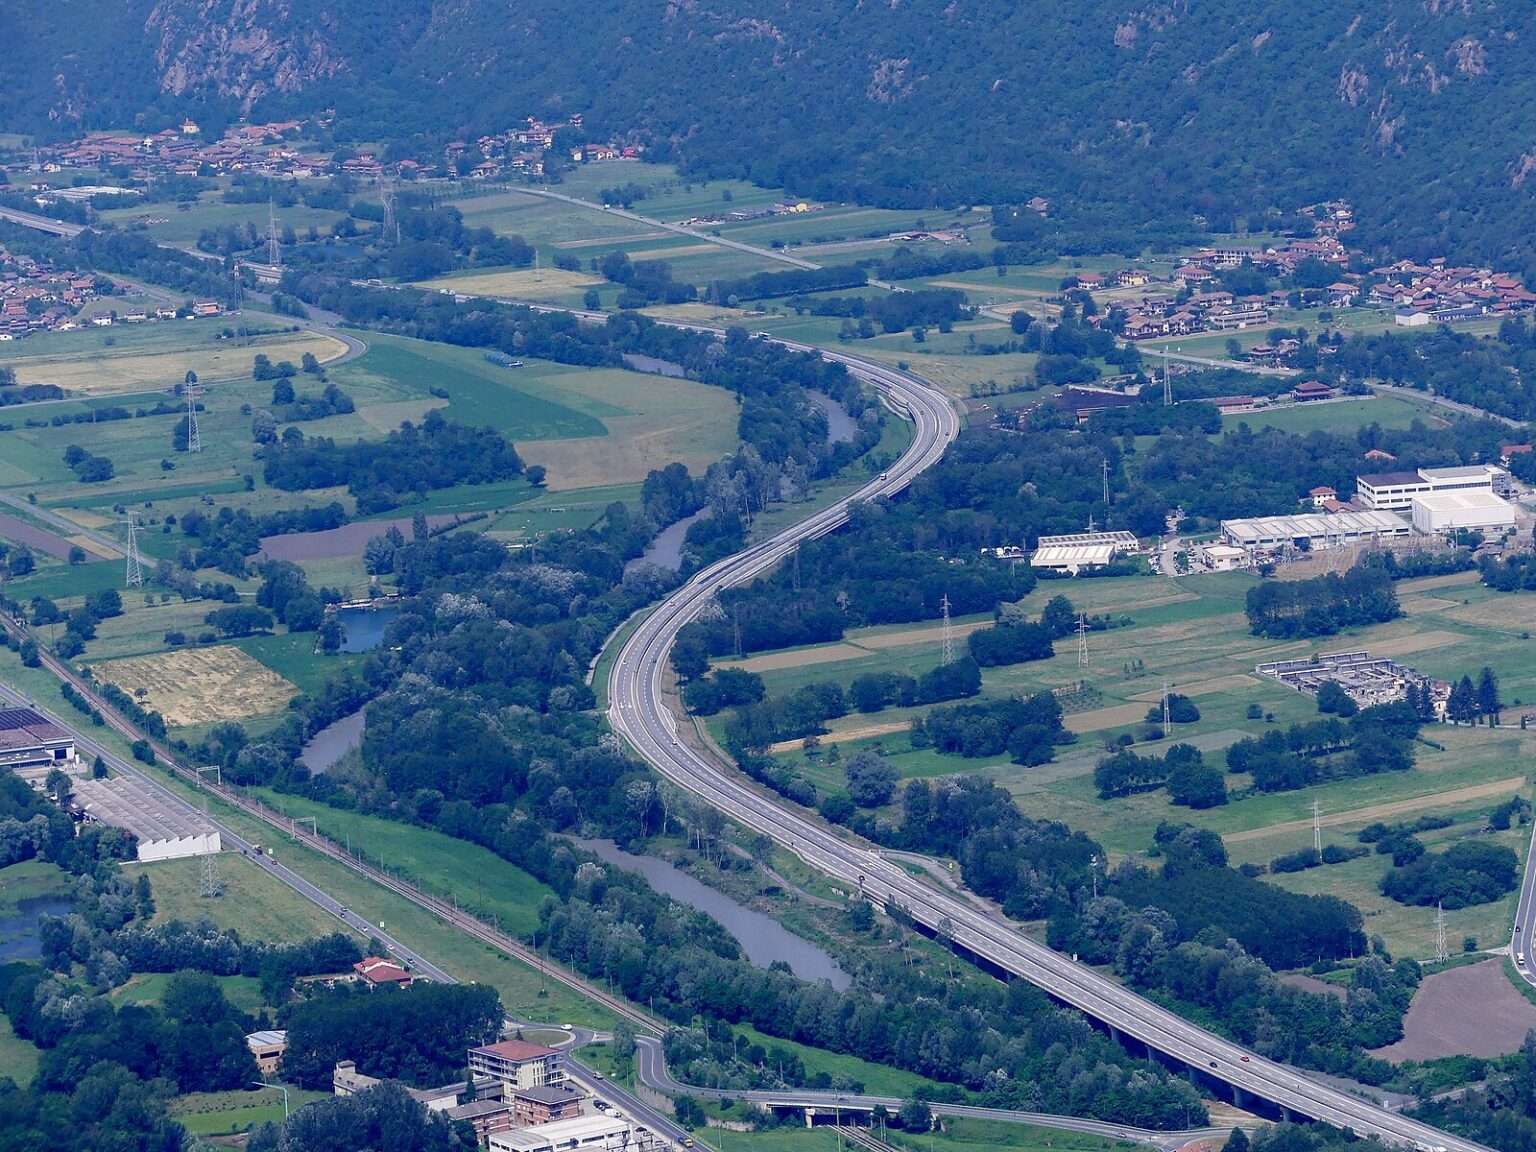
[736,569,1536,958]
[2,324,348,395]
[96,645,298,727]
[417,266,604,300]
[330,332,739,489]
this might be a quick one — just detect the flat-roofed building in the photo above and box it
[246,1030,287,1076]
[1410,490,1517,535]
[72,775,221,862]
[1357,464,1508,511]
[489,1116,655,1152]
[508,1085,584,1126]
[1029,530,1139,575]
[0,707,76,778]
[1200,543,1250,571]
[469,1039,565,1092]
[1220,509,1412,552]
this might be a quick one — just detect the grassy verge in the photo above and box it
[249,790,555,937]
[725,1023,936,1098]
[124,852,351,943]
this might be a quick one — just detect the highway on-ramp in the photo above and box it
[605,343,1481,1152]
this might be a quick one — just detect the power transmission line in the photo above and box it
[120,512,143,588]
[184,381,202,453]
[266,199,281,269]
[199,852,223,898]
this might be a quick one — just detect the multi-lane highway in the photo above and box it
[1511,816,1536,987]
[631,1036,1238,1150]
[605,345,1480,1152]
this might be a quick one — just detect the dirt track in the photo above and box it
[1224,776,1525,844]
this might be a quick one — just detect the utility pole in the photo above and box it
[1313,798,1323,856]
[1162,347,1172,406]
[1090,854,1099,900]
[1161,679,1172,732]
[940,594,953,666]
[1076,612,1089,669]
[1101,456,1111,509]
[1435,902,1448,963]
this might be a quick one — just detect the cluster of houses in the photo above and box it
[0,248,103,338]
[33,120,327,182]
[21,112,639,189]
[1372,260,1536,325]
[0,247,223,342]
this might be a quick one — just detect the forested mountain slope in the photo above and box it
[10,1,1536,269]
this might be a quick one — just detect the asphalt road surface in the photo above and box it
[632,1037,1238,1150]
[604,340,1482,1152]
[1510,815,1536,986]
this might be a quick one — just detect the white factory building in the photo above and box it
[1029,530,1139,574]
[1356,465,1510,512]
[73,775,223,862]
[488,1116,656,1152]
[1219,509,1413,553]
[1410,490,1518,535]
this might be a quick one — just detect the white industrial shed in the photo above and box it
[1220,509,1412,551]
[73,775,223,862]
[1410,491,1517,535]
[1030,530,1139,574]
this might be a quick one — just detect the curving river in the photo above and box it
[573,838,849,989]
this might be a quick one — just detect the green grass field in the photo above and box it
[730,569,1536,958]
[0,1016,40,1087]
[248,791,556,938]
[138,762,618,1028]
[330,332,739,489]
[1221,395,1439,435]
[125,852,355,943]
[726,1022,935,1097]
[169,1086,331,1136]
[110,971,268,1014]
[96,190,348,250]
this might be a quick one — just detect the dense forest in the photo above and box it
[10,4,1536,274]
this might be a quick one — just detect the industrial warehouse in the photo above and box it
[0,706,77,781]
[1216,463,1524,561]
[1028,530,1140,573]
[71,774,223,862]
